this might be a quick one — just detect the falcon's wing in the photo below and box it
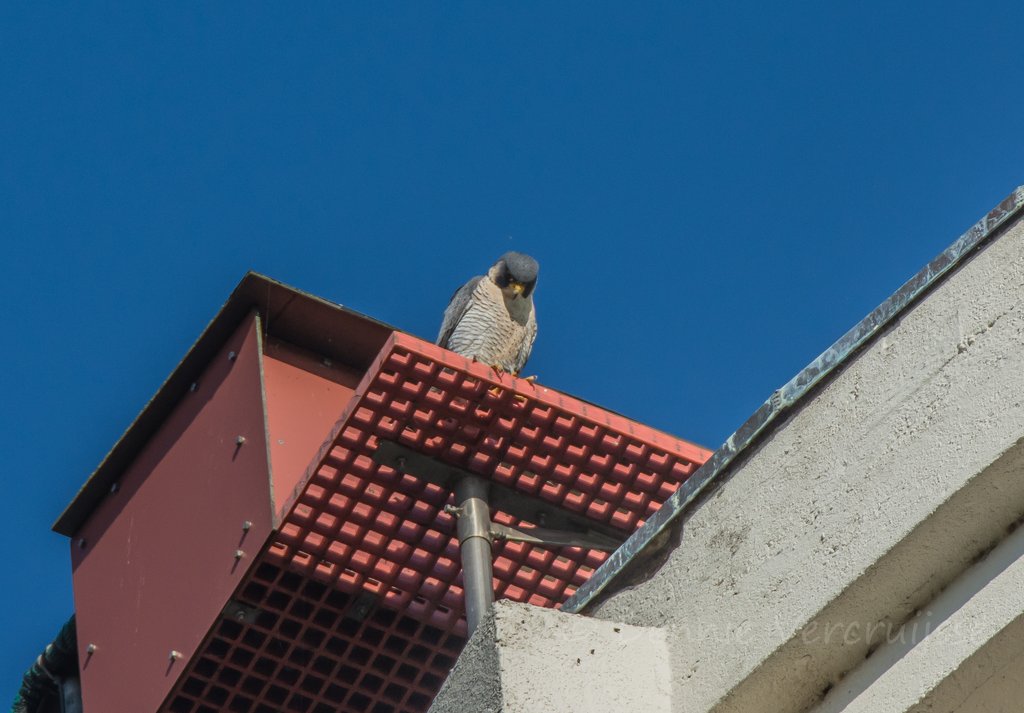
[436,276,483,347]
[512,311,538,375]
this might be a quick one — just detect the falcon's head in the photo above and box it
[489,252,539,300]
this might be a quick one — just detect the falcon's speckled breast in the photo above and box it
[444,277,536,373]
[437,253,539,374]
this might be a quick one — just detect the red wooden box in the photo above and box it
[55,274,710,713]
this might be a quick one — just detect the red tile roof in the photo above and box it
[163,331,710,713]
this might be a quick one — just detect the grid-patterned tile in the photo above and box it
[163,562,463,713]
[163,332,710,711]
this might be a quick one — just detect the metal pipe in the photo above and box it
[453,477,494,636]
[13,617,80,713]
[59,677,83,713]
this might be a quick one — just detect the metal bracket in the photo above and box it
[489,522,621,551]
[373,440,628,635]
[373,440,627,546]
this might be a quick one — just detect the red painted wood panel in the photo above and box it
[70,313,274,713]
[262,339,360,523]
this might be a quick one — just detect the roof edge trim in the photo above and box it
[563,185,1024,613]
[53,272,395,537]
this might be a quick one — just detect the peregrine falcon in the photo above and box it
[437,252,539,375]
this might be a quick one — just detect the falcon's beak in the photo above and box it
[511,282,525,296]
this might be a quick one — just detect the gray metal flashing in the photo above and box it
[562,185,1024,614]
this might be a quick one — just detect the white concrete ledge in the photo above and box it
[813,520,1024,712]
[430,601,671,713]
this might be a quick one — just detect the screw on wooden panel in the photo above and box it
[85,644,97,655]
[242,521,252,532]
[322,357,333,367]
[228,351,237,362]
[236,436,246,446]
[234,549,245,560]
[77,539,87,549]
[110,482,120,494]
[189,382,198,392]
[169,650,182,662]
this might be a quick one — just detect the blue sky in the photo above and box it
[3,3,1022,700]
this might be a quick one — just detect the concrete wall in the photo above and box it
[430,601,670,712]
[590,209,1024,711]
[432,198,1024,712]
[811,519,1024,712]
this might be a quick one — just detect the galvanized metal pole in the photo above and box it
[453,477,494,636]
[59,677,83,713]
